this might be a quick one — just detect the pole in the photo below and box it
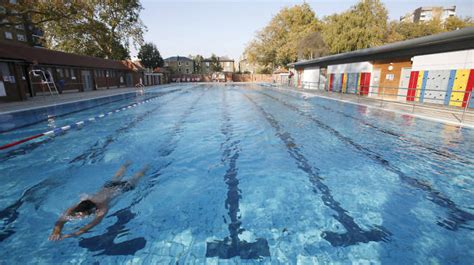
[461,90,472,123]
[412,88,417,113]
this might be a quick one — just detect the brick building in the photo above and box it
[0,0,45,47]
[0,41,150,102]
[202,56,235,73]
[164,56,194,74]
[400,6,456,23]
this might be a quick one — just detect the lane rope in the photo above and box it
[0,94,163,151]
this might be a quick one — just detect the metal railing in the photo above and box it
[281,80,473,123]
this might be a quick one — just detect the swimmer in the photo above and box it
[48,162,149,241]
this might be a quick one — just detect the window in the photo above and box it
[178,67,181,72]
[4,32,13,40]
[185,62,189,66]
[178,61,181,66]
[56,68,63,78]
[206,62,210,67]
[64,68,69,78]
[15,24,24,30]
[70,69,76,79]
[105,70,109,77]
[17,34,26,41]
[9,0,17,4]
[186,68,189,74]
[0,62,10,76]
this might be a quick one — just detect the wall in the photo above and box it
[301,66,325,89]
[411,50,474,71]
[233,74,273,83]
[372,59,412,99]
[327,62,372,74]
[326,62,372,94]
[409,50,474,108]
[0,61,28,102]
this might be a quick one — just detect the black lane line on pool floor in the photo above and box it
[261,90,470,165]
[0,178,60,242]
[70,89,184,165]
[206,90,270,259]
[244,93,391,247]
[0,89,182,163]
[258,92,474,231]
[78,91,206,256]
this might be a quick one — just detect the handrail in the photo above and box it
[278,79,473,123]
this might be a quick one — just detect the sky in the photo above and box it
[132,0,474,60]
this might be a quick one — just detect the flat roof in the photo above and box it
[290,27,474,68]
[0,41,131,70]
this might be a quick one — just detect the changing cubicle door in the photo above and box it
[81,70,93,91]
[397,67,411,101]
[370,69,381,97]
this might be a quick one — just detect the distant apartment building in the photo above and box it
[0,0,45,47]
[400,6,456,23]
[202,56,235,73]
[164,56,194,74]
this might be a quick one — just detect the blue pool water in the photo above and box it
[0,84,473,264]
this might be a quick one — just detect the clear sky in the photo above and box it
[132,0,474,60]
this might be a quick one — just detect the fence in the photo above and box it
[282,80,474,123]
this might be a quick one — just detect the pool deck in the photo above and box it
[0,86,162,114]
[277,86,474,129]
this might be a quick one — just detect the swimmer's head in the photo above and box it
[70,199,96,217]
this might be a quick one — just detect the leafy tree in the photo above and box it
[386,19,444,43]
[244,3,321,69]
[444,16,474,31]
[1,1,146,60]
[322,0,388,54]
[0,1,78,27]
[297,32,329,60]
[190,54,204,73]
[138,43,164,69]
[210,54,223,72]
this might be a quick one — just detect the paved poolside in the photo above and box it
[0,86,160,114]
[276,86,474,128]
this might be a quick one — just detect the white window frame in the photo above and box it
[4,31,13,40]
[16,33,26,41]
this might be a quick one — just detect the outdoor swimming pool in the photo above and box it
[0,84,473,264]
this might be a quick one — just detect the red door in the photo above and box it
[406,71,419,101]
[329,74,334,91]
[360,72,371,96]
[462,69,474,108]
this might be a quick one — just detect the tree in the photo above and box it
[444,16,474,31]
[297,32,329,60]
[386,19,444,43]
[190,54,204,73]
[322,0,388,54]
[210,54,223,72]
[1,1,146,60]
[0,1,78,27]
[138,43,164,69]
[244,3,321,69]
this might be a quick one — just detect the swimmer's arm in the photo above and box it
[49,207,74,241]
[63,208,108,238]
